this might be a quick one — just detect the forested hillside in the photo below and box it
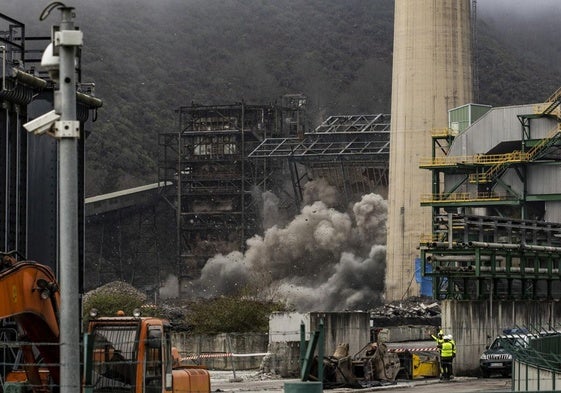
[5,0,561,196]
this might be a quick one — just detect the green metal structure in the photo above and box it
[419,89,561,300]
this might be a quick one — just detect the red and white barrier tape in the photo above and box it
[182,352,270,360]
[388,347,439,352]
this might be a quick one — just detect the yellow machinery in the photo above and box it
[395,350,439,379]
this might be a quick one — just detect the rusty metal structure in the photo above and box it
[250,113,391,208]
[158,95,307,278]
[158,94,392,282]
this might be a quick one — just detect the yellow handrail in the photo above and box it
[431,128,454,138]
[534,87,561,115]
[526,124,561,160]
[420,151,528,167]
[546,86,561,103]
[421,192,512,203]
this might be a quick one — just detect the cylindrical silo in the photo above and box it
[386,0,473,301]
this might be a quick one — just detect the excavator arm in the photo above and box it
[0,255,61,390]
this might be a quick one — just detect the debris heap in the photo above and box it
[370,297,441,326]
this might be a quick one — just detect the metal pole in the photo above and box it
[57,7,81,393]
[318,319,324,385]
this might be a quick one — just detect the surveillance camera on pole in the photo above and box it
[40,42,60,81]
[36,3,83,393]
[23,109,60,135]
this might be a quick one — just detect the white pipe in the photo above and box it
[1,45,5,91]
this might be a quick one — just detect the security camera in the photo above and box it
[40,42,60,81]
[23,110,61,135]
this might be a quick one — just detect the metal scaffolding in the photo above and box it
[158,97,306,279]
[250,113,391,209]
[158,107,392,281]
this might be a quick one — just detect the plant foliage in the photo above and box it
[185,296,290,334]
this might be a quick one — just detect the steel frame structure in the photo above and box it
[158,98,306,278]
[159,109,391,279]
[249,114,391,209]
[420,89,561,300]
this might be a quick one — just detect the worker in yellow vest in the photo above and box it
[431,328,444,347]
[440,335,456,380]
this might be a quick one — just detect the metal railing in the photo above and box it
[420,192,513,203]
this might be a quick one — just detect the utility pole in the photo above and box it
[57,7,81,393]
[28,3,82,392]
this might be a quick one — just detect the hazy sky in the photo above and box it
[478,0,561,15]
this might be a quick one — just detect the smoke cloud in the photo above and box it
[190,180,388,312]
[159,274,180,299]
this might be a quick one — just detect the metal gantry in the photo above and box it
[249,113,391,208]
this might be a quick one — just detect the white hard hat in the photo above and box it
[444,335,452,340]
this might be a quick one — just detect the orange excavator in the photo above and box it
[0,253,210,393]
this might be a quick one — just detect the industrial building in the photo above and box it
[157,97,307,278]
[0,12,101,279]
[3,1,561,383]
[420,96,561,300]
[158,98,391,285]
[384,0,561,377]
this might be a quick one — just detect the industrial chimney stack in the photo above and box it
[386,0,474,301]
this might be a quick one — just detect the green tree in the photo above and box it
[186,296,289,334]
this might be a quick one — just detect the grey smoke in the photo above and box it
[302,177,341,207]
[159,274,180,299]
[191,181,388,312]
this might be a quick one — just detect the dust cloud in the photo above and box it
[189,180,387,312]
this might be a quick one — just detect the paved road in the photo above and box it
[210,371,511,393]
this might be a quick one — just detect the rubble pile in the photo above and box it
[370,297,441,326]
[83,280,147,304]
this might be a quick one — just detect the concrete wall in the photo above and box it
[269,312,310,343]
[172,332,268,370]
[513,360,561,391]
[441,300,561,376]
[377,325,435,343]
[310,312,370,357]
[268,311,371,377]
[265,341,302,378]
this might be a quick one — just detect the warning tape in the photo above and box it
[182,352,270,360]
[388,347,439,352]
[232,352,270,358]
[182,353,233,360]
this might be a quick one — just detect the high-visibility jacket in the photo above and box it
[431,330,444,346]
[440,340,455,358]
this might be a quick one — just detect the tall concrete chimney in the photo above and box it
[386,0,473,301]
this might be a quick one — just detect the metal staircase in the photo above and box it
[526,123,561,160]
[538,86,561,117]
[469,122,561,184]
[468,151,528,183]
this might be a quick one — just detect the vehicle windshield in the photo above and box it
[489,336,527,350]
[89,324,140,393]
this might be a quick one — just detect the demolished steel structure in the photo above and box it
[158,107,392,283]
[250,113,391,209]
[158,96,307,279]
